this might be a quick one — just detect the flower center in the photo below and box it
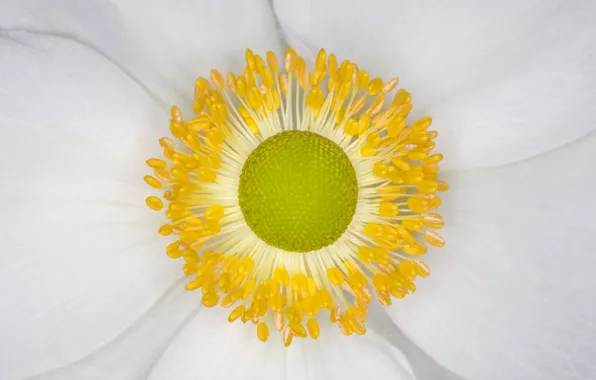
[238,130,358,252]
[144,47,449,346]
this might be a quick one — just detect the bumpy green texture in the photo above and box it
[238,130,358,253]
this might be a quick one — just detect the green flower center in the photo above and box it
[238,130,358,253]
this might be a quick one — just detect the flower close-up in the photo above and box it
[1,1,595,380]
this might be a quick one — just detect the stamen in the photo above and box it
[144,48,447,346]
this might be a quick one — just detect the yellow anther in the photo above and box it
[205,219,221,235]
[402,219,424,231]
[390,288,407,299]
[436,180,449,192]
[269,292,284,312]
[274,311,285,331]
[284,48,296,72]
[146,158,167,169]
[226,72,237,93]
[372,162,389,178]
[262,68,275,88]
[282,326,294,347]
[348,270,367,289]
[391,157,410,171]
[144,175,162,189]
[145,196,163,211]
[368,96,385,116]
[236,77,247,97]
[344,119,359,136]
[356,70,369,90]
[377,291,392,307]
[407,150,428,161]
[424,230,445,247]
[403,242,428,256]
[423,212,444,229]
[355,246,373,263]
[299,296,315,317]
[185,280,201,291]
[427,194,442,209]
[413,260,431,277]
[387,118,406,137]
[417,179,438,194]
[306,318,320,339]
[379,202,399,217]
[228,305,245,322]
[291,273,308,292]
[373,273,392,293]
[254,54,266,74]
[366,132,381,148]
[340,60,353,83]
[247,86,263,109]
[364,223,382,238]
[423,153,443,165]
[398,260,416,280]
[407,196,430,212]
[181,230,203,242]
[196,168,216,182]
[201,293,220,307]
[238,257,254,275]
[367,78,383,96]
[327,267,345,285]
[289,322,307,338]
[238,280,255,301]
[171,105,183,122]
[205,204,224,220]
[241,307,254,324]
[243,67,256,89]
[169,121,186,138]
[285,305,303,323]
[382,78,399,94]
[278,73,288,94]
[306,87,325,111]
[257,322,270,342]
[316,48,327,70]
[274,268,290,286]
[338,315,353,336]
[372,247,390,265]
[396,226,414,244]
[357,114,371,135]
[328,53,338,75]
[210,69,225,89]
[412,116,433,131]
[245,48,256,70]
[157,224,173,236]
[266,51,279,72]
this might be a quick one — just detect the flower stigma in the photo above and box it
[239,130,358,253]
[145,48,448,346]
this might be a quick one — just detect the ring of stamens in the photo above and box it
[144,48,448,346]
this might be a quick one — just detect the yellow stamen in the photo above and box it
[144,48,447,346]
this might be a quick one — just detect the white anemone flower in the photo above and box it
[1,1,595,380]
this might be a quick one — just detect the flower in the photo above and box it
[0,1,595,380]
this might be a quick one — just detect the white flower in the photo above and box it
[0,1,595,380]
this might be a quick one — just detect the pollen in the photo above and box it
[144,48,447,346]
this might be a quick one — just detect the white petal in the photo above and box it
[273,0,596,170]
[387,132,596,379]
[1,0,284,108]
[31,281,199,380]
[0,33,179,379]
[147,308,414,380]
